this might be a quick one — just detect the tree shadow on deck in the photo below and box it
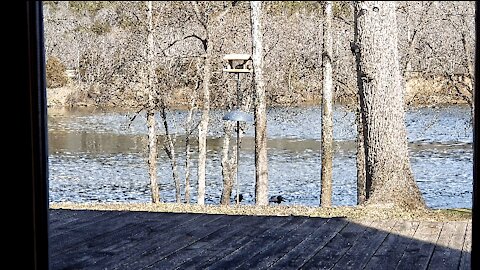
[49,209,471,270]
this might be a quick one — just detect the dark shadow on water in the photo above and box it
[49,209,471,270]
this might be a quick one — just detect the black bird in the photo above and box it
[269,195,284,204]
[232,194,243,203]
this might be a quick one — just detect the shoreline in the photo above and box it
[50,202,472,222]
[47,73,472,110]
[45,99,472,113]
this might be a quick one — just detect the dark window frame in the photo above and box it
[23,1,49,269]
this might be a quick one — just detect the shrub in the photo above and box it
[46,56,68,88]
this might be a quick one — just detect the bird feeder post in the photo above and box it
[236,117,240,205]
[222,54,253,206]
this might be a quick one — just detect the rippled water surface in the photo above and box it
[48,106,472,208]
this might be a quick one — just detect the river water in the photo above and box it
[48,106,472,208]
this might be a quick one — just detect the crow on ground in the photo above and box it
[232,194,243,203]
[269,195,284,204]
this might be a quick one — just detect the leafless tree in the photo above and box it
[146,1,160,203]
[320,1,333,207]
[190,1,236,205]
[43,1,474,207]
[251,1,269,206]
[220,74,253,205]
[44,2,474,110]
[156,57,202,203]
[353,1,425,209]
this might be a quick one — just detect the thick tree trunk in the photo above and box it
[353,1,425,209]
[197,40,211,205]
[250,1,268,206]
[146,1,159,203]
[320,1,333,207]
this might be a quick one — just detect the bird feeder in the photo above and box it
[222,53,254,206]
[223,54,253,73]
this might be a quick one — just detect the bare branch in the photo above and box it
[127,106,146,128]
[334,14,352,26]
[161,34,207,56]
[192,1,207,31]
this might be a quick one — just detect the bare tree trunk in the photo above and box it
[356,105,367,204]
[320,1,333,207]
[220,123,237,205]
[220,86,252,205]
[250,1,269,206]
[192,1,209,205]
[460,32,475,123]
[146,1,159,203]
[197,44,210,205]
[184,135,191,203]
[160,105,181,203]
[184,97,196,204]
[192,1,234,206]
[353,1,425,209]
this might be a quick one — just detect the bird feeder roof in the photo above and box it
[223,54,251,61]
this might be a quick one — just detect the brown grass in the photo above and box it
[50,202,471,222]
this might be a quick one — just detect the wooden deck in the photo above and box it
[50,209,471,270]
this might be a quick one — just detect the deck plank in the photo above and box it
[49,209,99,229]
[89,212,201,269]
[49,209,122,237]
[300,220,373,269]
[148,215,258,269]
[236,217,330,270]
[48,210,471,270]
[395,221,443,270]
[459,221,472,270]
[49,209,112,228]
[331,220,397,270]
[269,217,348,269]
[177,215,295,270]
[205,216,309,269]
[101,213,222,269]
[51,212,199,269]
[364,221,419,270]
[117,214,243,269]
[427,221,467,270]
[50,210,134,254]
